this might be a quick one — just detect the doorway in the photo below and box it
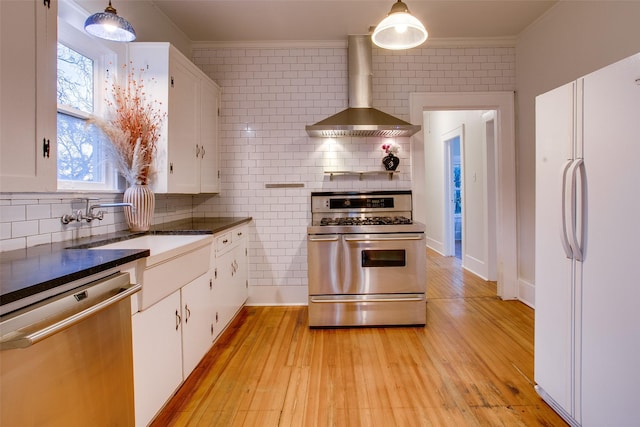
[409,92,517,300]
[442,127,463,260]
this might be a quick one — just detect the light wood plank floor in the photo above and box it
[151,249,568,426]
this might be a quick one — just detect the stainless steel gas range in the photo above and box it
[307,191,426,327]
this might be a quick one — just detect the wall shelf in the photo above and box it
[324,170,397,181]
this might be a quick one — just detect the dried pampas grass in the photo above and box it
[91,64,164,186]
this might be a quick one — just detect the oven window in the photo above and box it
[361,250,406,267]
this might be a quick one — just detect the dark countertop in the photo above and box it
[0,217,251,314]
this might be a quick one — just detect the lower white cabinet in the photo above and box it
[212,225,248,339]
[131,223,249,425]
[132,290,183,427]
[181,273,215,377]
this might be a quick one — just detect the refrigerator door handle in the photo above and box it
[568,158,585,261]
[561,159,574,259]
[574,159,586,262]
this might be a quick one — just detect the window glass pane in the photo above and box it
[57,113,104,183]
[57,43,93,113]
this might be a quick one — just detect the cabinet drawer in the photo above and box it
[215,232,233,254]
[215,224,248,256]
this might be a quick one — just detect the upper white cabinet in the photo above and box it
[128,42,220,194]
[0,0,57,192]
[199,77,221,194]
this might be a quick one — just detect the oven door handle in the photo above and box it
[310,295,424,303]
[308,235,340,242]
[343,235,424,242]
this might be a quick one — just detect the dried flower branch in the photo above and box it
[90,63,165,186]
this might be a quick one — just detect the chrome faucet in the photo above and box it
[87,202,135,222]
[61,198,135,224]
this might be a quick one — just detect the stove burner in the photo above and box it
[320,216,412,226]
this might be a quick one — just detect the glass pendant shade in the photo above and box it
[84,1,136,42]
[372,0,427,50]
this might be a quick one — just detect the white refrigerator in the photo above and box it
[535,52,640,426]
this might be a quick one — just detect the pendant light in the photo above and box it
[84,0,136,42]
[372,0,427,50]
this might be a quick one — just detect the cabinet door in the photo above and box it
[209,268,225,341]
[231,236,248,308]
[166,55,200,194]
[132,291,183,427]
[0,0,57,192]
[181,273,214,378]
[214,249,236,329]
[199,77,220,193]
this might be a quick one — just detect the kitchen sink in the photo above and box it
[91,234,208,254]
[89,234,214,309]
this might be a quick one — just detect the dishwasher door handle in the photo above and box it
[0,280,141,350]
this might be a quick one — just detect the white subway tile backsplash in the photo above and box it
[1,205,26,222]
[27,204,51,221]
[12,220,39,238]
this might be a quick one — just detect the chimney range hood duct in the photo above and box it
[305,35,421,138]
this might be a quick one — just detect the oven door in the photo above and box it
[343,233,425,294]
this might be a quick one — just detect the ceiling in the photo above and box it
[83,0,558,44]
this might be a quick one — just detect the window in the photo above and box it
[56,18,118,191]
[57,43,104,184]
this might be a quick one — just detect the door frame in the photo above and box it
[442,126,464,258]
[409,92,517,300]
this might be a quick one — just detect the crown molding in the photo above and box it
[192,36,516,50]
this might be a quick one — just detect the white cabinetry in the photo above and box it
[0,0,57,192]
[213,224,249,335]
[199,78,221,194]
[132,290,183,427]
[130,224,249,425]
[128,43,220,194]
[181,273,214,377]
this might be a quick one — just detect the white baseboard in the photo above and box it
[463,254,488,281]
[247,285,308,306]
[426,236,445,255]
[517,278,535,308]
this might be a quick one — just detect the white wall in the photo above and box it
[192,45,515,304]
[422,110,491,279]
[515,1,640,304]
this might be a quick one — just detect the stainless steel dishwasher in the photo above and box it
[0,271,141,426]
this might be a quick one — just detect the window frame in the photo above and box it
[56,18,120,192]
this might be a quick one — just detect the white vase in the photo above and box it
[123,184,155,232]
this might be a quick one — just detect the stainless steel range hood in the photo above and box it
[305,35,421,138]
